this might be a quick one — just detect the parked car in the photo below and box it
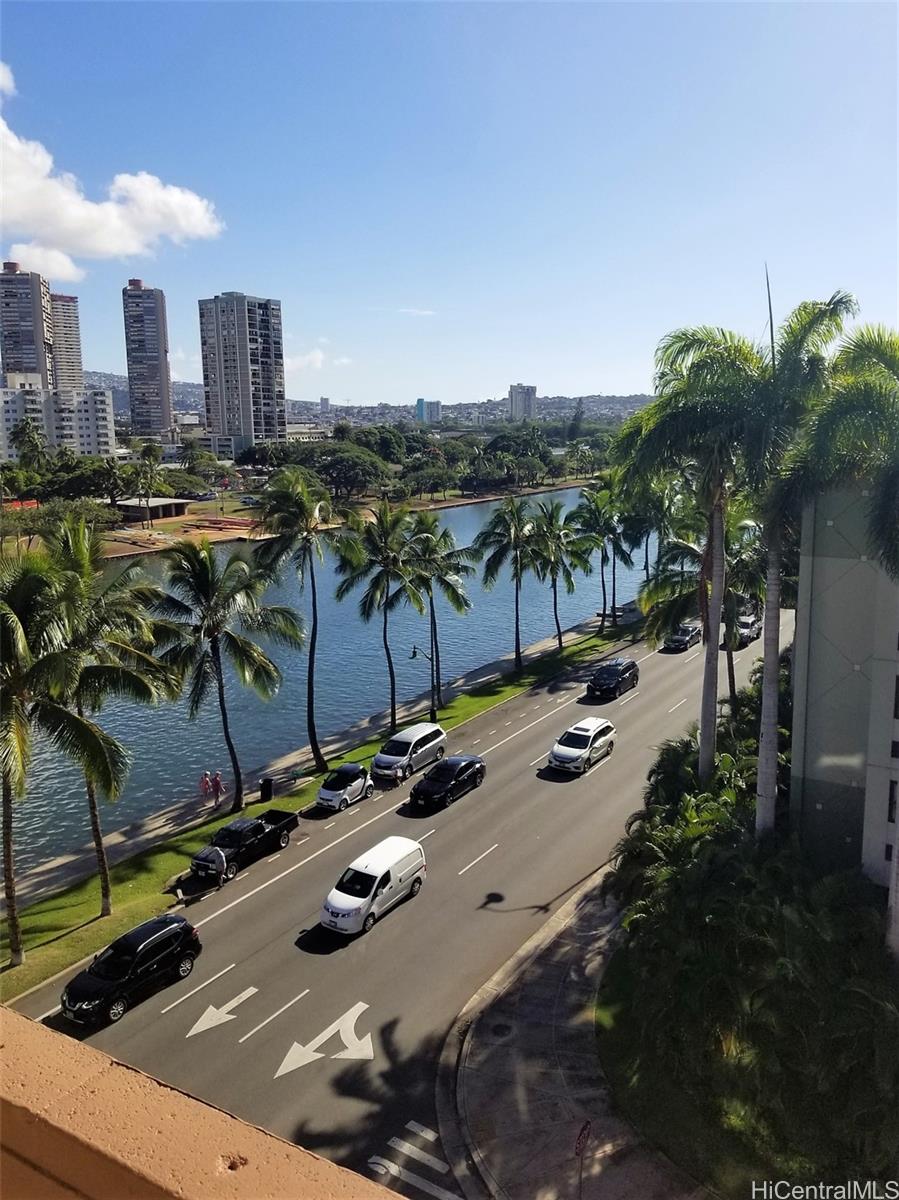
[586,657,639,700]
[547,718,616,774]
[60,914,202,1026]
[664,623,702,651]
[190,808,299,883]
[317,763,374,812]
[410,755,486,809]
[240,495,262,507]
[371,722,447,783]
[194,491,217,502]
[320,836,426,935]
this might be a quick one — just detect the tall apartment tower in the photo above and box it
[122,279,173,435]
[199,292,286,451]
[509,383,537,420]
[0,261,55,389]
[50,294,84,391]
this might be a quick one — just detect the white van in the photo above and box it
[320,836,426,935]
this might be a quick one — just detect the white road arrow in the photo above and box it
[275,1001,374,1077]
[186,987,258,1037]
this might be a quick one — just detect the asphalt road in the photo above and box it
[14,619,790,1199]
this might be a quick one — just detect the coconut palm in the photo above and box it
[1,552,129,965]
[472,497,536,670]
[137,442,163,529]
[571,487,614,631]
[42,516,171,916]
[408,512,475,707]
[156,539,305,813]
[530,500,592,652]
[254,468,336,774]
[8,417,48,473]
[334,503,424,731]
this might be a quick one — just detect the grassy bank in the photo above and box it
[1,621,637,1000]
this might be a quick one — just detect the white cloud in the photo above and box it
[285,348,326,371]
[0,62,16,97]
[317,335,331,345]
[398,307,436,317]
[1,103,224,280]
[333,356,353,366]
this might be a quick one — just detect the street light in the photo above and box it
[410,644,437,723]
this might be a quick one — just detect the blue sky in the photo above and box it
[2,1,896,405]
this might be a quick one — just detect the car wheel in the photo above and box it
[225,862,238,881]
[410,878,422,897]
[338,798,348,813]
[107,997,128,1024]
[364,783,374,799]
[362,913,376,934]
[279,830,290,848]
[435,746,445,760]
[607,741,615,757]
[475,771,485,787]
[176,954,195,979]
[402,764,412,781]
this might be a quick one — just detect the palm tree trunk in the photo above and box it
[599,552,607,633]
[382,601,397,730]
[513,573,522,670]
[611,552,618,628]
[2,772,23,967]
[644,534,650,583]
[210,637,244,813]
[551,575,563,651]
[306,555,328,773]
[756,527,782,836]
[78,702,113,917]
[430,595,443,707]
[725,644,738,713]
[698,495,726,785]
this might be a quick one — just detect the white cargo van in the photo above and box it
[320,836,426,935]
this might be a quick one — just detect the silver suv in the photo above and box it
[371,722,447,782]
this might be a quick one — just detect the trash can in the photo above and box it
[260,776,274,805]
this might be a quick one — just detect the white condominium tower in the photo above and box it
[199,292,286,451]
[509,383,537,420]
[0,261,55,390]
[50,294,84,391]
[122,279,173,436]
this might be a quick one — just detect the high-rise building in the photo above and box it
[0,262,55,390]
[122,279,173,436]
[509,383,537,420]
[199,292,286,451]
[1,386,116,461]
[320,396,330,414]
[415,397,442,424]
[50,294,84,391]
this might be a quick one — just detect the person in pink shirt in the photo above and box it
[199,771,212,803]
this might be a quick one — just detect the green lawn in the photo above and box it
[1,621,637,1000]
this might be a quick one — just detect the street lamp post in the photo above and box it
[410,644,437,723]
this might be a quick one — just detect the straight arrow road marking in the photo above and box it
[239,988,309,1044]
[186,987,257,1037]
[160,963,235,1013]
[274,1001,373,1077]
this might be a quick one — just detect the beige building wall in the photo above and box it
[50,294,85,391]
[0,261,55,390]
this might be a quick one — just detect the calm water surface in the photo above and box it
[14,489,651,871]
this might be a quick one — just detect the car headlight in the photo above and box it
[61,989,68,1005]
[81,998,102,1008]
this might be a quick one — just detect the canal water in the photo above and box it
[14,488,650,871]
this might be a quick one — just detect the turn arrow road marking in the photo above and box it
[186,986,258,1037]
[274,1001,374,1077]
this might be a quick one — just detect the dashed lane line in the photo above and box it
[458,844,498,876]
[619,690,639,705]
[238,988,310,1044]
[160,963,236,1014]
[668,698,688,713]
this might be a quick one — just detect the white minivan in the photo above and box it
[320,836,426,935]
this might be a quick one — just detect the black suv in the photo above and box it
[410,755,486,809]
[61,914,202,1026]
[586,658,639,700]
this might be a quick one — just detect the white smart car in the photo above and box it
[317,763,374,812]
[547,718,616,774]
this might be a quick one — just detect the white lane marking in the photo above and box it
[458,844,498,876]
[472,739,481,745]
[619,690,639,706]
[685,650,702,662]
[584,755,612,775]
[406,1121,438,1141]
[186,986,258,1038]
[636,650,656,663]
[482,692,580,756]
[668,698,688,713]
[533,705,541,711]
[488,729,497,735]
[420,829,437,840]
[160,963,236,1013]
[324,821,336,829]
[529,752,546,767]
[388,1137,450,1173]
[504,721,512,726]
[369,1157,460,1200]
[238,988,310,1044]
[275,1001,373,1077]
[37,1004,62,1021]
[266,853,281,863]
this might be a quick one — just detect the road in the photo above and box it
[14,621,789,1199]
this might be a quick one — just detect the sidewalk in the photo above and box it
[12,610,641,910]
[436,871,708,1200]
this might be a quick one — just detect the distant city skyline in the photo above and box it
[1,2,895,405]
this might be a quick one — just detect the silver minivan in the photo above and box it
[320,836,427,935]
[371,722,446,782]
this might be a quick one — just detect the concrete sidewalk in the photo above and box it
[12,610,641,910]
[436,871,708,1200]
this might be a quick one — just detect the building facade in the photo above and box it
[790,489,899,922]
[50,294,84,391]
[199,293,285,452]
[122,279,173,436]
[320,396,330,414]
[415,397,442,424]
[509,383,537,420]
[0,262,55,390]
[1,387,116,461]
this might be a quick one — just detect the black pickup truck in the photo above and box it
[190,809,299,883]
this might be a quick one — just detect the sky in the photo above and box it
[1,1,896,405]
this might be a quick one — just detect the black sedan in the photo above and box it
[664,623,702,651]
[410,755,486,809]
[587,657,639,699]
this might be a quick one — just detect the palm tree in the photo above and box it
[530,500,591,651]
[1,552,128,965]
[8,417,48,472]
[42,516,170,916]
[334,503,424,731]
[472,498,536,670]
[137,442,163,529]
[408,512,475,706]
[156,539,305,813]
[254,468,335,774]
[572,487,614,631]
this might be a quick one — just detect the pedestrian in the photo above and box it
[207,844,227,888]
[199,771,212,803]
[211,770,226,809]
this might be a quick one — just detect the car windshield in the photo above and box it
[426,764,458,785]
[379,740,409,757]
[593,667,619,680]
[558,731,590,749]
[212,829,242,848]
[90,945,135,981]
[334,868,376,899]
[324,770,356,789]
[673,626,692,637]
